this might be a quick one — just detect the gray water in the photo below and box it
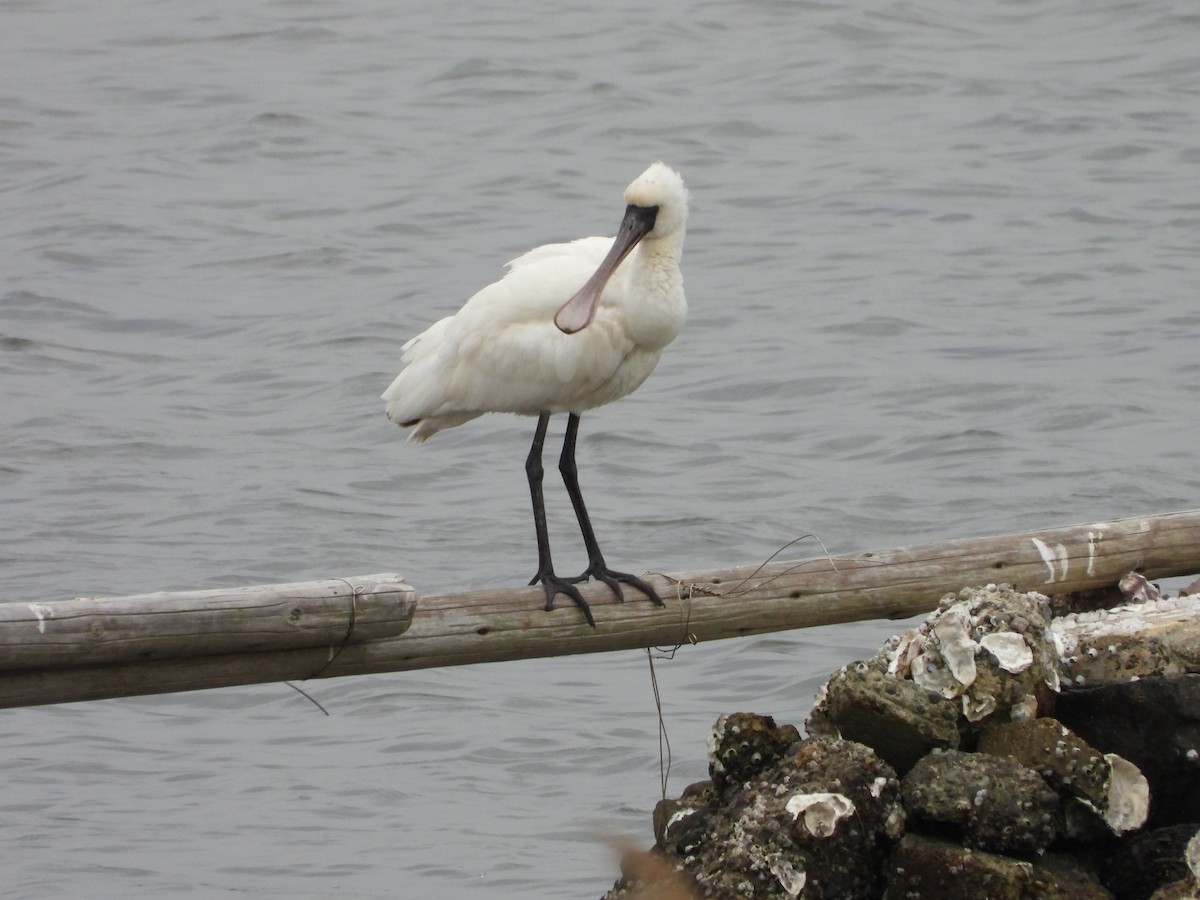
[2,0,1198,896]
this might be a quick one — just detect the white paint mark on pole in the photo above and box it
[1031,537,1069,582]
[28,604,54,634]
[1086,523,1111,577]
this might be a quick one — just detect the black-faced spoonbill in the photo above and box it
[383,163,688,627]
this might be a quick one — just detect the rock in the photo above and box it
[851,585,1058,730]
[1059,796,1121,845]
[976,717,1149,834]
[1046,585,1130,618]
[608,589,1200,899]
[1026,853,1114,899]
[809,662,960,775]
[1102,824,1200,900]
[654,780,718,852]
[884,832,1033,899]
[916,585,1060,724]
[1055,674,1200,828]
[808,585,1063,778]
[901,749,1059,854]
[1052,595,1200,687]
[663,736,903,899]
[978,718,1109,809]
[706,712,800,793]
[1147,880,1200,900]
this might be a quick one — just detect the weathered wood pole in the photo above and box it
[0,510,1197,709]
[0,574,415,669]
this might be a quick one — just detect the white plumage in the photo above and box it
[383,162,687,439]
[382,162,688,627]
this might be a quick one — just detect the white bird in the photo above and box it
[383,162,688,627]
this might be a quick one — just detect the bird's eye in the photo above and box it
[634,205,659,230]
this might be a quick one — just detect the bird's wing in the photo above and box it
[503,235,611,273]
[384,239,636,427]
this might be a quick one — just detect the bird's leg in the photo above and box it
[559,413,664,607]
[526,413,596,628]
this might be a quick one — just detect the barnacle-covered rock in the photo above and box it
[903,585,1061,724]
[666,736,903,899]
[706,712,800,792]
[608,585,1200,900]
[654,779,718,853]
[1054,609,1177,687]
[1055,674,1200,828]
[978,718,1110,813]
[1052,593,1200,687]
[901,749,1059,854]
[784,791,855,838]
[1153,828,1200,898]
[810,586,1061,777]
[978,716,1150,836]
[1026,853,1114,899]
[1103,824,1200,900]
[807,662,960,775]
[884,832,1033,899]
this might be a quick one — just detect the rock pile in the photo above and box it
[604,585,1200,899]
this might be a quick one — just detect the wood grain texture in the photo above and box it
[0,574,414,670]
[1,511,1197,708]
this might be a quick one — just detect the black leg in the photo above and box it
[558,413,664,607]
[526,413,596,627]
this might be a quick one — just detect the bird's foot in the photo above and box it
[568,562,665,607]
[530,570,596,628]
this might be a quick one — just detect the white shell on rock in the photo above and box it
[1118,571,1161,603]
[887,628,924,678]
[812,679,829,710]
[706,714,729,774]
[1009,695,1039,721]
[911,650,962,699]
[962,692,997,723]
[769,857,807,897]
[1101,753,1150,834]
[980,632,1035,674]
[785,791,855,838]
[1044,639,1062,692]
[1187,827,1200,882]
[934,609,978,690]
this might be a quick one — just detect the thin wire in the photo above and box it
[639,532,837,799]
[284,681,331,716]
[284,579,364,714]
[717,533,839,597]
[646,647,671,802]
[641,571,698,659]
[305,580,362,679]
[650,533,841,611]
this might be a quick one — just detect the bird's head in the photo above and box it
[623,162,689,241]
[554,163,688,334]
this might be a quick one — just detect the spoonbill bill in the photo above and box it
[383,162,688,627]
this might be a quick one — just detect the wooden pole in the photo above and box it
[1,510,1198,709]
[0,574,415,669]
